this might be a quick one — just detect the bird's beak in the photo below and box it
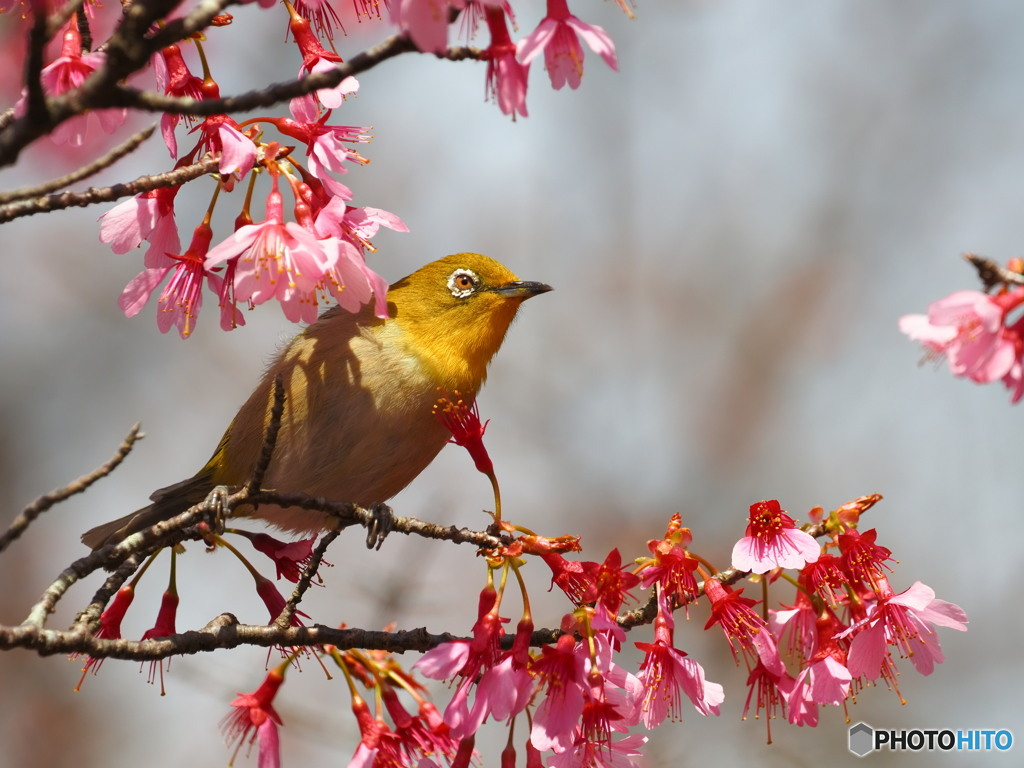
[491,280,553,299]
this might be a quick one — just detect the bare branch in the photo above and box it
[276,530,340,629]
[110,41,482,117]
[0,618,463,660]
[0,154,218,223]
[145,0,241,52]
[965,252,1024,290]
[24,9,49,127]
[0,124,155,205]
[0,425,143,556]
[246,374,285,495]
[72,554,144,635]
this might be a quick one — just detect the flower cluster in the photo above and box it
[900,257,1024,402]
[3,0,628,337]
[215,494,966,768]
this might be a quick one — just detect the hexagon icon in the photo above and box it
[849,722,875,757]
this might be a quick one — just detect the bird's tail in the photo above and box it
[81,472,215,550]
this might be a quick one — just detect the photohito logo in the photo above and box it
[848,722,1013,757]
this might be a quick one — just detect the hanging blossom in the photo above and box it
[99,185,181,267]
[14,17,127,146]
[482,3,529,118]
[119,221,245,338]
[518,0,618,90]
[287,1,360,119]
[392,0,467,54]
[703,578,785,675]
[203,176,339,323]
[221,664,287,768]
[153,44,205,158]
[839,578,967,681]
[631,585,724,728]
[900,286,1024,402]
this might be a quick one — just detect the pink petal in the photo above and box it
[119,268,168,317]
[566,17,619,70]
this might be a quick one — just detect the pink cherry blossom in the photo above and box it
[743,660,793,741]
[99,186,181,267]
[119,222,244,337]
[547,732,647,768]
[221,666,285,768]
[16,19,127,146]
[153,45,204,157]
[900,288,1024,384]
[76,584,136,688]
[731,499,820,574]
[703,578,785,675]
[483,5,529,118]
[287,4,360,117]
[393,0,466,54]
[840,578,967,680]
[204,181,337,323]
[529,635,587,753]
[632,587,723,728]
[140,585,179,692]
[768,586,818,663]
[247,533,318,582]
[518,0,618,90]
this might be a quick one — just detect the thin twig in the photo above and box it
[246,374,285,495]
[144,0,240,54]
[103,40,481,117]
[0,125,155,205]
[277,530,340,629]
[0,425,143,556]
[71,554,144,635]
[0,154,219,223]
[965,252,1024,290]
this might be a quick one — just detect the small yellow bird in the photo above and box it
[82,253,551,549]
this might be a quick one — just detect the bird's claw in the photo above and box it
[200,485,233,537]
[365,503,394,550]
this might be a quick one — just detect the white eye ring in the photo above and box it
[447,268,480,298]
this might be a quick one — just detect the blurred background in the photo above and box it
[1,1,1019,766]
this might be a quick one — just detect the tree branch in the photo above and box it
[0,124,155,206]
[104,40,482,117]
[0,424,143,556]
[965,252,1024,289]
[0,154,219,223]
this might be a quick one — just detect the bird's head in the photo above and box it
[388,253,552,391]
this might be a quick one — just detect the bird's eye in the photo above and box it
[447,269,480,299]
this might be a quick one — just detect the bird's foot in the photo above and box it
[365,502,394,551]
[198,485,234,539]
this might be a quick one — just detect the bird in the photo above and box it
[81,253,551,550]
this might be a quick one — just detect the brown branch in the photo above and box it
[276,530,339,629]
[144,0,246,53]
[24,8,49,129]
[0,124,155,205]
[0,424,143,556]
[72,554,144,635]
[965,252,1024,290]
[0,154,219,223]
[0,617,464,660]
[246,491,509,551]
[246,374,285,495]
[104,40,482,117]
